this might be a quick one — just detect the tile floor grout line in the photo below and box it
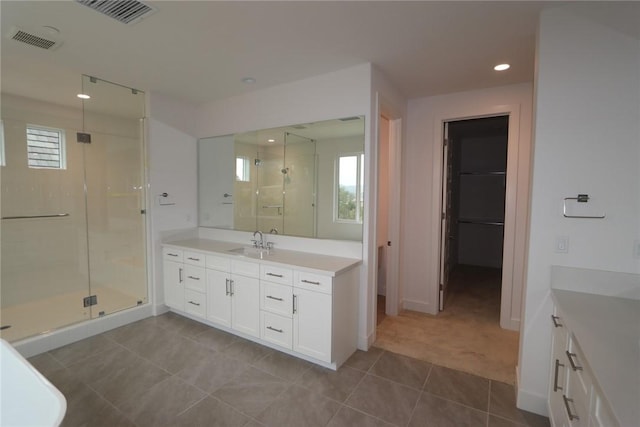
[420,389,493,416]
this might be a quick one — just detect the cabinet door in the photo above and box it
[206,269,231,327]
[549,313,569,426]
[293,288,331,362]
[231,275,260,338]
[163,260,184,311]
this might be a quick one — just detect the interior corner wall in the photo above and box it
[517,7,640,416]
[147,92,199,313]
[403,83,533,315]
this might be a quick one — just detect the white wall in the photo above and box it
[195,63,375,348]
[147,92,199,313]
[517,7,640,415]
[402,83,533,319]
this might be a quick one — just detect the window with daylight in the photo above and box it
[236,156,250,182]
[336,153,364,223]
[26,125,66,169]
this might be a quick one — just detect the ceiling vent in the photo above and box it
[75,0,156,25]
[8,27,62,50]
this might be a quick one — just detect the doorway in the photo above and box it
[439,116,508,322]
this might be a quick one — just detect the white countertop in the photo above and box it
[163,238,362,276]
[550,266,640,427]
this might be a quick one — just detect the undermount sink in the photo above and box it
[227,246,271,259]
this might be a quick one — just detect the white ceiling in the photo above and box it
[1,1,638,110]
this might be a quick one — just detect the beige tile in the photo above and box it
[221,339,274,364]
[298,364,365,402]
[257,384,341,427]
[49,334,118,367]
[118,376,206,427]
[213,366,289,417]
[327,406,396,427]
[344,347,384,372]
[345,374,420,426]
[175,396,250,426]
[408,393,488,427]
[252,350,313,382]
[177,351,247,393]
[424,365,490,411]
[490,381,530,424]
[369,351,431,389]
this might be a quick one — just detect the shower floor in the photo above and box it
[0,286,142,343]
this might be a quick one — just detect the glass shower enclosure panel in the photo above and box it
[0,93,91,341]
[255,147,285,234]
[283,132,316,237]
[81,76,147,318]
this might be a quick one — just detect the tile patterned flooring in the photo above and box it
[29,312,549,427]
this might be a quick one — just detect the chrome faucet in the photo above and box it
[252,230,264,248]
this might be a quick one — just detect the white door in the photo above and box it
[163,260,184,311]
[293,288,331,362]
[439,122,454,311]
[385,118,402,315]
[231,275,260,338]
[206,269,232,327]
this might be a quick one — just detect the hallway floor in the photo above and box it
[375,265,520,384]
[29,311,546,427]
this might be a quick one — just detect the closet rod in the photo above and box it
[457,219,504,226]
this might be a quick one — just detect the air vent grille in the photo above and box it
[12,30,57,50]
[339,116,361,122]
[76,0,156,24]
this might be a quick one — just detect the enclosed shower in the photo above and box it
[234,132,317,237]
[0,75,147,343]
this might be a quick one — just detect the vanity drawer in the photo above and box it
[261,282,293,317]
[184,289,206,318]
[163,247,183,262]
[261,312,292,349]
[566,336,592,397]
[184,251,206,267]
[232,259,260,278]
[185,265,206,292]
[294,271,332,294]
[261,265,293,285]
[207,254,231,272]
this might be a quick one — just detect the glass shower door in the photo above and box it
[255,148,284,234]
[0,95,91,341]
[283,132,316,237]
[81,76,147,318]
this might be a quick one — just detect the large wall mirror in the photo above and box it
[199,116,365,241]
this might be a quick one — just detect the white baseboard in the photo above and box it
[516,384,549,417]
[402,299,435,314]
[358,330,375,350]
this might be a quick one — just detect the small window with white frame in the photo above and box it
[236,156,250,182]
[26,124,66,169]
[335,152,364,223]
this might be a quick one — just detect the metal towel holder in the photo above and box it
[563,194,605,219]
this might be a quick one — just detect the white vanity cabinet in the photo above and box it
[162,239,361,369]
[548,307,619,427]
[206,255,260,338]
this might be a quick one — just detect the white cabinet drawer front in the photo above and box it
[206,254,231,272]
[294,271,332,294]
[590,392,618,427]
[232,260,260,278]
[185,289,206,318]
[261,282,293,317]
[261,265,293,285]
[567,337,592,397]
[163,247,183,262]
[184,251,206,267]
[185,265,206,292]
[261,312,293,349]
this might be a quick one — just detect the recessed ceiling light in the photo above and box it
[267,139,275,143]
[77,93,90,99]
[241,77,256,84]
[494,63,510,71]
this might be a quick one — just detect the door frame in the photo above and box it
[430,104,521,330]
